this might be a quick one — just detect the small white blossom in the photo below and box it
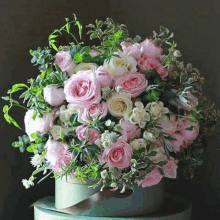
[125,101,150,128]
[30,154,44,168]
[115,86,123,93]
[101,130,119,148]
[143,131,156,142]
[101,170,108,179]
[22,178,34,189]
[105,119,115,127]
[58,104,79,125]
[145,101,169,120]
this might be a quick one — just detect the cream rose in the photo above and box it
[104,51,137,78]
[107,93,133,117]
[74,63,99,73]
[145,101,169,120]
[130,138,147,151]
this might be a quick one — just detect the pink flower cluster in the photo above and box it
[121,39,168,81]
[156,114,199,152]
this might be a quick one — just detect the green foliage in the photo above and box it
[26,132,47,153]
[12,135,31,153]
[48,13,83,51]
[145,89,161,102]
[30,47,54,70]
[132,148,146,160]
[86,18,133,54]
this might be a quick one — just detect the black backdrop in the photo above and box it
[0,0,220,219]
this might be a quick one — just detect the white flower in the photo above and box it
[115,86,123,93]
[125,101,150,128]
[49,125,67,140]
[105,119,115,127]
[107,93,133,117]
[101,170,108,179]
[145,101,169,120]
[30,154,44,168]
[74,63,98,73]
[130,138,147,151]
[143,131,156,142]
[104,51,137,78]
[58,104,79,124]
[22,178,34,189]
[101,130,119,148]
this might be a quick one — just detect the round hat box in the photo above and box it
[55,175,165,217]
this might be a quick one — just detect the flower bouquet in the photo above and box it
[2,14,220,217]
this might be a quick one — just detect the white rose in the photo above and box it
[24,109,54,141]
[49,125,67,140]
[104,51,137,78]
[107,93,133,117]
[145,101,169,120]
[130,138,147,151]
[74,63,98,73]
[126,101,150,128]
[143,131,156,142]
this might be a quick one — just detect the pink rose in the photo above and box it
[121,42,142,60]
[78,102,108,124]
[169,133,188,152]
[101,140,133,169]
[46,139,73,171]
[138,57,168,80]
[120,119,141,142]
[169,89,198,110]
[89,49,100,58]
[156,65,168,81]
[95,66,113,88]
[43,84,66,106]
[24,109,55,141]
[64,70,101,107]
[54,51,76,76]
[162,157,178,179]
[76,125,101,144]
[136,167,163,187]
[138,57,160,73]
[114,73,148,97]
[179,117,199,142]
[156,115,178,135]
[140,39,162,59]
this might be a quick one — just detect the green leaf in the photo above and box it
[157,161,168,166]
[49,34,58,39]
[2,96,10,101]
[187,118,195,122]
[74,52,83,63]
[147,151,157,157]
[12,141,20,148]
[11,83,28,94]
[157,167,165,176]
[66,23,70,34]
[50,43,58,51]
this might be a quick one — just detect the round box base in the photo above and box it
[34,193,192,220]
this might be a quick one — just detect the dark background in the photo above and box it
[0,0,220,219]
